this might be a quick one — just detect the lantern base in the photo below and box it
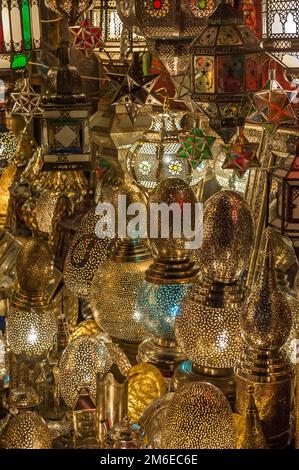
[112,338,140,366]
[235,348,294,449]
[137,337,186,378]
[171,360,236,407]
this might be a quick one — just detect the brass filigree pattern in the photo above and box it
[4,411,52,449]
[161,382,237,449]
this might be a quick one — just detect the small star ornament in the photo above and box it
[221,127,260,178]
[178,127,215,167]
[70,19,104,57]
[106,55,161,123]
[11,78,42,124]
[248,69,296,134]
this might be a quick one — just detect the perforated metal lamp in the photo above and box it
[0,0,41,71]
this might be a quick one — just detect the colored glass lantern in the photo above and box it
[70,19,104,57]
[137,282,192,341]
[135,0,216,77]
[178,126,215,166]
[41,43,91,171]
[248,69,296,133]
[0,0,41,71]
[221,127,260,178]
[127,113,204,190]
[262,0,299,79]
[190,0,262,143]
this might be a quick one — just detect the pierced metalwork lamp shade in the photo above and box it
[4,411,52,449]
[7,238,57,360]
[174,190,254,401]
[0,110,17,174]
[59,334,130,408]
[0,0,41,71]
[161,382,237,449]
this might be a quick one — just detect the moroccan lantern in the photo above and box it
[0,0,41,71]
[190,0,262,143]
[41,43,91,171]
[135,0,216,78]
[262,0,299,80]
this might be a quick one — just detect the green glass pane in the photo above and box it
[198,0,206,9]
[22,0,32,50]
[12,53,28,69]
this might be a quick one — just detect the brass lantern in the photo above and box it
[41,43,91,171]
[0,0,41,71]
[262,0,299,80]
[190,0,262,142]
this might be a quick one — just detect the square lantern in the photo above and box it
[262,0,299,76]
[0,0,41,71]
[270,152,299,240]
[41,105,91,171]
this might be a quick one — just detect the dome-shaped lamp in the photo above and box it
[137,178,199,376]
[161,382,237,449]
[174,190,254,403]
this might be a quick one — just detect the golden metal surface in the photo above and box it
[137,337,186,377]
[127,363,166,423]
[161,382,237,449]
[240,231,292,351]
[198,190,254,283]
[4,411,52,449]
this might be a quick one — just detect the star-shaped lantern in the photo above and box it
[178,127,215,167]
[70,19,104,57]
[221,127,260,178]
[247,69,296,134]
[106,53,161,123]
[11,78,42,125]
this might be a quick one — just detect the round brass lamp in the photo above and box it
[4,411,52,449]
[161,382,237,449]
[59,334,130,408]
[7,238,57,360]
[173,190,254,402]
